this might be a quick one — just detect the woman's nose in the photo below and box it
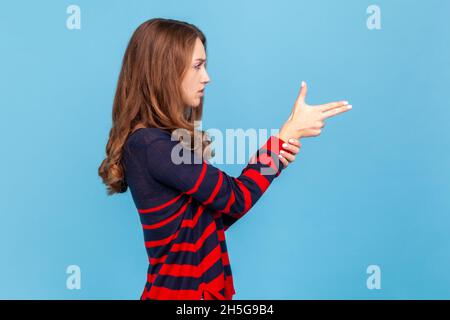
[203,70,211,83]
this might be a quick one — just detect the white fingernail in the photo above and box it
[347,105,352,109]
[343,101,349,105]
[282,143,288,148]
[278,154,283,158]
[301,81,305,87]
[289,139,295,143]
[280,150,285,154]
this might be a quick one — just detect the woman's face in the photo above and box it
[181,37,210,108]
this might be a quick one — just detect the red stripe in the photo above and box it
[145,271,234,300]
[201,272,226,300]
[145,204,207,265]
[147,285,200,300]
[257,135,289,177]
[224,274,235,299]
[146,204,205,248]
[141,198,192,230]
[146,227,223,280]
[223,189,235,213]
[204,170,223,205]
[221,251,230,266]
[171,221,216,252]
[158,243,222,277]
[138,194,183,213]
[234,178,252,213]
[257,153,280,175]
[145,271,233,300]
[185,161,207,195]
[203,290,225,300]
[149,254,168,266]
[180,205,205,229]
[140,287,147,300]
[147,213,212,259]
[263,135,285,154]
[217,228,225,242]
[145,229,180,248]
[242,168,270,193]
[147,273,158,283]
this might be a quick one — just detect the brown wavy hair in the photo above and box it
[98,18,212,195]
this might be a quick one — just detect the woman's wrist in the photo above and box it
[278,120,302,142]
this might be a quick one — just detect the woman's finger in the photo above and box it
[317,100,349,112]
[287,138,301,148]
[282,141,300,155]
[295,81,308,106]
[280,150,296,162]
[278,154,289,167]
[322,104,352,120]
[282,143,300,155]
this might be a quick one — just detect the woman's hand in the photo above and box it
[278,81,352,142]
[278,138,301,168]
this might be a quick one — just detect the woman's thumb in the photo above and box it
[296,81,308,105]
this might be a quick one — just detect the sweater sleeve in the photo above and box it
[144,134,289,230]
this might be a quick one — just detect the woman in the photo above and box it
[98,18,351,300]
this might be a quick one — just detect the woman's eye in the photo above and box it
[194,64,201,70]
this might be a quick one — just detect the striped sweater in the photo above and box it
[122,127,288,300]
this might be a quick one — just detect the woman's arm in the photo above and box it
[142,134,289,229]
[138,81,350,229]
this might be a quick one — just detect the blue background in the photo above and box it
[1,0,449,299]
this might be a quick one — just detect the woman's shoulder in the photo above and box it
[126,127,172,148]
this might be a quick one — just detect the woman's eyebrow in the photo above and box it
[195,58,206,62]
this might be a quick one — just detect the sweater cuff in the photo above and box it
[258,135,289,177]
[265,135,287,155]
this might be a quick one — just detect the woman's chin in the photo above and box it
[192,98,202,108]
